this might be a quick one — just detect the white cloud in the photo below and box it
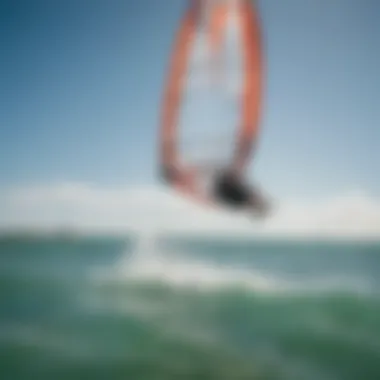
[1,182,380,240]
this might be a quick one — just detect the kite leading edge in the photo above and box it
[159,0,270,217]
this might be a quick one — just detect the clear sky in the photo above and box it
[1,0,379,200]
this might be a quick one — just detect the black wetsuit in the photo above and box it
[213,171,252,208]
[161,165,253,209]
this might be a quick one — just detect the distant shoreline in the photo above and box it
[0,228,379,245]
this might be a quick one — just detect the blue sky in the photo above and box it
[1,0,379,200]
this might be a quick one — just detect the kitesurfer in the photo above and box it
[160,164,269,217]
[212,168,270,216]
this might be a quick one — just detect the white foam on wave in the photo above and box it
[97,233,374,296]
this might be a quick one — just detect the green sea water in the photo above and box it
[1,235,380,380]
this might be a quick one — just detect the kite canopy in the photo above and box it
[159,0,263,204]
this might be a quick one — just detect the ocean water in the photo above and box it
[1,234,380,380]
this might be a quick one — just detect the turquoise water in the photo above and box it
[1,235,380,380]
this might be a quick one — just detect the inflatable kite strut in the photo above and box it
[159,0,263,204]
